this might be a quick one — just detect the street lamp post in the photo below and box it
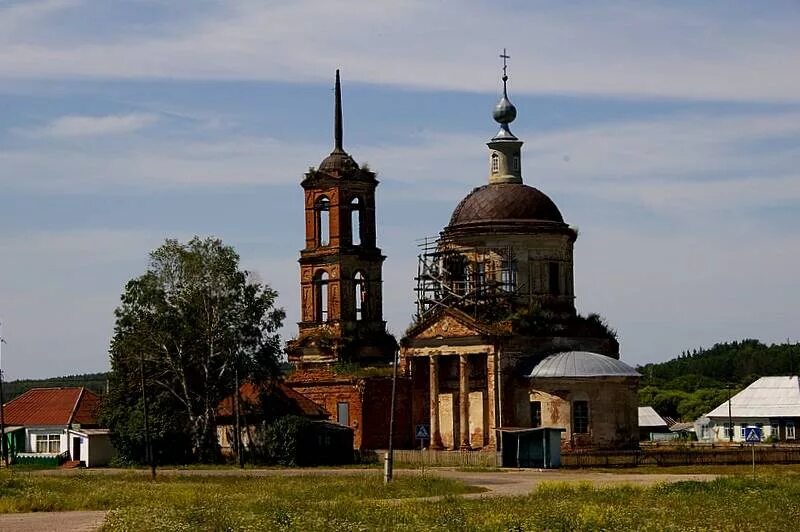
[0,322,8,467]
[385,348,399,484]
[727,384,733,443]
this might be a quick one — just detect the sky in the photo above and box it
[0,0,799,379]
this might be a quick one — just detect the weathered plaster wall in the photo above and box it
[529,376,639,450]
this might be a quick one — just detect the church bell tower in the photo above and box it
[286,70,396,365]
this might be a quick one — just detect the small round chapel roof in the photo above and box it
[448,183,564,227]
[528,351,640,378]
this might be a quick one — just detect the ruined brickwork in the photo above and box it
[284,72,404,450]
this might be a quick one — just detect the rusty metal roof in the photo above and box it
[217,381,328,419]
[448,183,564,227]
[2,387,100,426]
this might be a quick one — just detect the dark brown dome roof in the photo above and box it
[318,148,359,176]
[449,183,564,226]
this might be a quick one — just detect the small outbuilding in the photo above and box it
[638,406,670,441]
[496,427,565,468]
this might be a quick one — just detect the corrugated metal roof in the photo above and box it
[638,406,668,428]
[2,387,100,426]
[706,376,800,418]
[528,351,641,378]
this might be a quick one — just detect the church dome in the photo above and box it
[318,149,359,175]
[448,183,564,227]
[528,351,640,378]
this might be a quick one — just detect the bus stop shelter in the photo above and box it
[495,427,565,468]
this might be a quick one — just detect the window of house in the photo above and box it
[530,401,542,428]
[337,402,350,427]
[723,423,733,440]
[513,155,520,171]
[740,425,748,439]
[36,434,61,454]
[314,270,329,322]
[771,424,780,439]
[548,262,560,295]
[787,422,796,440]
[491,153,499,174]
[315,196,330,246]
[354,271,366,321]
[350,197,362,246]
[573,401,589,434]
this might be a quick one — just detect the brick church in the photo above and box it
[285,62,639,452]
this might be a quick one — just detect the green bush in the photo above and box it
[262,415,313,466]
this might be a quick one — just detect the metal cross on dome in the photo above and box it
[500,48,510,78]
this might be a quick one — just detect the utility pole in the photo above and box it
[233,364,244,469]
[0,322,8,467]
[139,354,155,479]
[727,384,733,443]
[384,348,399,484]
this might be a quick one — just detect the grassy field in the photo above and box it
[1,468,799,530]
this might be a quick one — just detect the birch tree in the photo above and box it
[103,237,285,462]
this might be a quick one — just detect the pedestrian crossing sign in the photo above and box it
[743,426,762,443]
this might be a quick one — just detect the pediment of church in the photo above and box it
[414,313,484,340]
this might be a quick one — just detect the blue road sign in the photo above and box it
[743,426,762,443]
[415,424,430,440]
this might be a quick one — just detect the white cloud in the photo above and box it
[28,113,159,138]
[0,1,799,101]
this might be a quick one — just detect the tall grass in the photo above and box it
[2,470,799,530]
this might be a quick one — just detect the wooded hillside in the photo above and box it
[637,339,800,422]
[1,372,108,401]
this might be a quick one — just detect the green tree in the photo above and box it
[102,237,285,462]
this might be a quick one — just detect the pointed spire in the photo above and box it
[334,69,343,152]
[317,69,360,175]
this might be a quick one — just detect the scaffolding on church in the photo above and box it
[414,236,519,322]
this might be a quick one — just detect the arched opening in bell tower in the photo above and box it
[354,270,366,320]
[314,270,330,322]
[350,197,362,246]
[315,196,330,247]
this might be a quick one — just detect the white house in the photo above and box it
[2,387,115,467]
[700,376,800,443]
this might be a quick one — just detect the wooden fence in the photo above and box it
[563,443,800,468]
[375,444,800,469]
[374,449,498,468]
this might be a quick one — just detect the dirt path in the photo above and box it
[0,511,107,532]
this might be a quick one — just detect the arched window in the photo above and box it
[354,271,366,320]
[491,153,499,174]
[314,270,329,322]
[350,197,362,246]
[315,196,330,247]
